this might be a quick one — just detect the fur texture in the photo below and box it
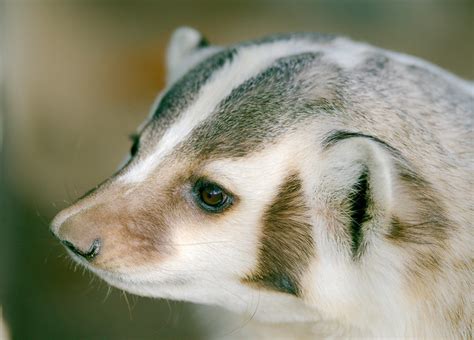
[51,27,473,338]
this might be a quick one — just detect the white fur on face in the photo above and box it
[93,136,319,322]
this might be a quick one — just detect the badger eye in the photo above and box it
[193,180,232,213]
[129,133,140,157]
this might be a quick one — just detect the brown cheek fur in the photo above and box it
[242,172,315,296]
[100,198,176,271]
[61,177,184,272]
[64,155,210,272]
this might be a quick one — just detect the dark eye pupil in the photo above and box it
[200,185,224,206]
[194,180,232,213]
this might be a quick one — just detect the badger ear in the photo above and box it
[166,27,216,85]
[308,132,396,260]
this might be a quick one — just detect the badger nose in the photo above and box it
[61,238,101,260]
[51,207,103,262]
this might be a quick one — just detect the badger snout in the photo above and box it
[50,180,176,273]
[51,208,103,262]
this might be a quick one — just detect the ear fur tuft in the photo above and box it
[166,27,212,85]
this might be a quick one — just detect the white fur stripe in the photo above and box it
[119,39,328,183]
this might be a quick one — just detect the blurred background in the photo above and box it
[0,0,472,339]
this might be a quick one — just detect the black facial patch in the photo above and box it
[243,173,314,296]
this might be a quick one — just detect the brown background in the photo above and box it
[0,1,473,339]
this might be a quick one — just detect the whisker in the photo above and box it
[159,240,233,247]
[164,299,173,325]
[214,290,261,337]
[122,290,133,321]
[102,286,112,304]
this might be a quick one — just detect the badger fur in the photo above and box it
[51,27,473,338]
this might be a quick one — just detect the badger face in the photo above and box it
[51,28,471,334]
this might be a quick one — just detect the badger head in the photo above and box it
[51,28,468,335]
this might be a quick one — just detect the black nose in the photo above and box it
[61,238,101,260]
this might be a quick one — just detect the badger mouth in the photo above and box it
[64,247,187,299]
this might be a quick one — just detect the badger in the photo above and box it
[51,27,473,338]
